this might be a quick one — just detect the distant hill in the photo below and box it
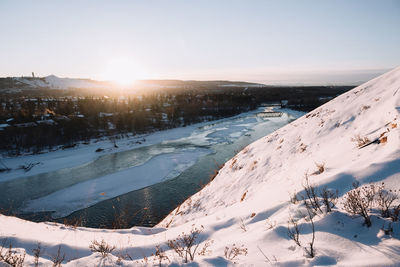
[0,75,264,91]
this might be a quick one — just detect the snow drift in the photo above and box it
[1,67,400,266]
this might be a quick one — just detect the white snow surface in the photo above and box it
[1,67,400,266]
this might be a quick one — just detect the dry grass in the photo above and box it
[314,162,325,175]
[380,136,388,144]
[352,135,370,147]
[224,244,248,263]
[240,191,247,202]
[299,143,307,153]
[89,239,115,258]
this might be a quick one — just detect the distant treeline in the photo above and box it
[0,84,353,155]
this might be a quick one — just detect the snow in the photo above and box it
[13,75,108,90]
[1,67,400,266]
[20,148,210,218]
[0,123,209,182]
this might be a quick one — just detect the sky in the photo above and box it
[0,0,399,84]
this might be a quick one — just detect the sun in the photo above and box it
[103,58,146,87]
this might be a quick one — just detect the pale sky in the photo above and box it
[0,0,399,84]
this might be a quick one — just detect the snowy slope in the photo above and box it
[0,67,400,266]
[14,75,109,89]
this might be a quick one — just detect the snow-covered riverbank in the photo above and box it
[0,107,303,219]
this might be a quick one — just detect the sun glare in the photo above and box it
[103,58,146,87]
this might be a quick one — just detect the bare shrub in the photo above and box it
[376,183,398,218]
[151,245,169,267]
[287,216,301,247]
[197,240,213,256]
[167,225,204,263]
[343,182,375,227]
[50,246,65,267]
[115,248,133,265]
[239,218,247,232]
[266,219,276,230]
[89,239,115,258]
[32,242,42,267]
[352,135,370,147]
[304,203,316,258]
[303,174,323,214]
[319,187,338,213]
[0,241,25,267]
[224,244,248,263]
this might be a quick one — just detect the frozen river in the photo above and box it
[0,107,304,227]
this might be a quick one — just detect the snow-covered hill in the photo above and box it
[0,67,399,266]
[14,75,109,90]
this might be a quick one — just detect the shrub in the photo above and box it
[343,182,375,227]
[319,187,338,213]
[303,174,323,214]
[50,246,65,267]
[375,183,398,218]
[287,216,301,247]
[197,240,213,256]
[32,243,42,267]
[151,245,169,267]
[304,203,316,258]
[0,242,25,267]
[167,225,204,263]
[224,244,248,263]
[89,239,115,258]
